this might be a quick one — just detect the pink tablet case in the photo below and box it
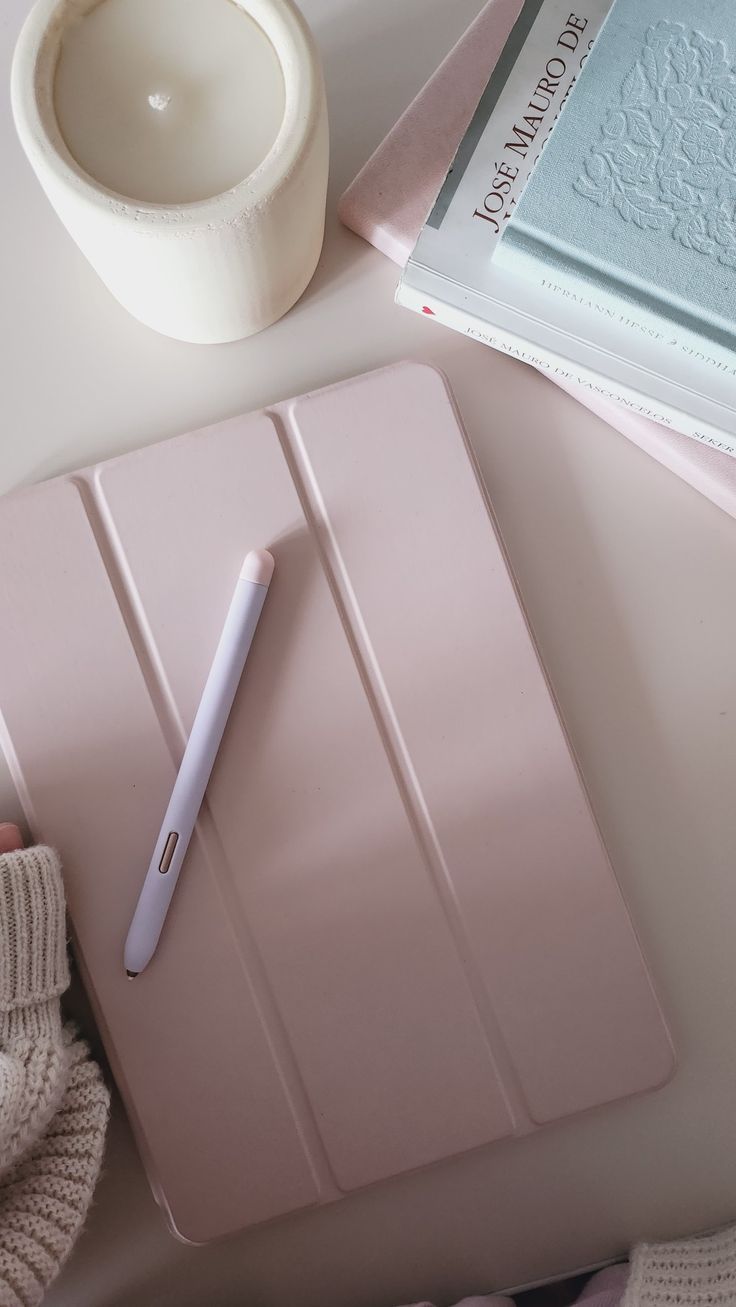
[338,2,736,521]
[0,362,673,1244]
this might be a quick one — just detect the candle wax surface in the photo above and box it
[53,0,286,204]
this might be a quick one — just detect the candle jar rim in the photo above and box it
[11,0,325,227]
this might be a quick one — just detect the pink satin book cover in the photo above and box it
[338,2,736,521]
[0,362,673,1244]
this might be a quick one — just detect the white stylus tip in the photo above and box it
[241,549,275,586]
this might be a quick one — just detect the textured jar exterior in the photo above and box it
[11,0,329,343]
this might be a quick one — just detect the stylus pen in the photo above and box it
[124,549,275,978]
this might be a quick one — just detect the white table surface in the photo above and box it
[2,2,736,1305]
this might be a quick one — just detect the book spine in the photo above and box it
[396,279,736,459]
[414,0,611,268]
[495,233,736,386]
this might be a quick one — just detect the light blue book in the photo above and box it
[496,0,736,347]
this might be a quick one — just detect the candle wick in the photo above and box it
[148,92,171,112]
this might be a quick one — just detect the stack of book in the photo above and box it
[397,0,736,458]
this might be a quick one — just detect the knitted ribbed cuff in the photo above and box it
[0,847,69,1011]
[623,1224,736,1306]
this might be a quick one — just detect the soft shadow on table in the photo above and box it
[287,0,484,313]
[312,0,483,200]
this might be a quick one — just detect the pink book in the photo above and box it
[0,362,673,1244]
[338,1,736,521]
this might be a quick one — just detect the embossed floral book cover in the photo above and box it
[398,0,736,456]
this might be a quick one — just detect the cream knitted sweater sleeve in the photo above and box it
[0,850,70,1178]
[0,847,109,1307]
[623,1224,736,1307]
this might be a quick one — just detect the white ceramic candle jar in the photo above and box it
[12,0,329,343]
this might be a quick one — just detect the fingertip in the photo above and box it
[0,823,24,854]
